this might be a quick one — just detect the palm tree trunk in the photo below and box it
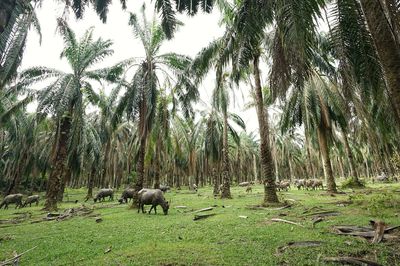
[0,0,16,34]
[273,146,279,182]
[154,137,161,189]
[101,141,111,188]
[305,128,316,179]
[132,98,147,206]
[44,116,71,211]
[341,127,361,184]
[221,110,232,198]
[57,168,71,202]
[85,166,96,201]
[253,54,279,204]
[212,166,219,196]
[5,152,26,195]
[317,123,337,193]
[360,0,400,127]
[288,158,293,182]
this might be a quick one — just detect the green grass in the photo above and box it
[1,184,400,265]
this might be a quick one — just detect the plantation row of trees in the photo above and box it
[1,0,399,210]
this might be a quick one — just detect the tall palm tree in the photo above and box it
[213,72,234,198]
[280,73,349,192]
[21,18,122,210]
[115,5,197,205]
[227,1,279,204]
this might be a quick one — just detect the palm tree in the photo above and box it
[225,1,279,204]
[213,72,234,198]
[198,104,245,195]
[359,0,400,126]
[21,18,122,210]
[115,5,197,205]
[280,73,349,192]
[0,1,40,91]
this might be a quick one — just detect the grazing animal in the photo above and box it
[118,188,135,204]
[246,186,252,193]
[0,194,23,209]
[376,172,388,182]
[239,182,250,187]
[277,181,290,191]
[23,195,40,207]
[137,189,169,215]
[160,185,170,193]
[311,179,323,190]
[94,189,114,203]
[305,179,315,190]
[294,179,305,190]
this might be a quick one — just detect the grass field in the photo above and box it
[1,183,400,265]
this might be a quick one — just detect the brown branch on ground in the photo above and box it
[323,256,382,266]
[302,211,341,217]
[191,207,214,213]
[193,213,216,221]
[275,241,323,256]
[0,212,32,225]
[245,205,267,210]
[0,246,37,266]
[271,218,304,227]
[30,206,94,224]
[312,217,324,228]
[332,221,399,243]
[324,200,353,206]
[302,206,324,214]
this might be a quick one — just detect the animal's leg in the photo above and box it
[149,206,153,214]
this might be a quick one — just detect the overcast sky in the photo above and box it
[22,0,262,133]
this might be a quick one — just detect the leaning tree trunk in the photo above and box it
[44,116,71,211]
[132,99,147,207]
[221,110,232,199]
[317,123,337,193]
[360,0,400,129]
[253,54,279,204]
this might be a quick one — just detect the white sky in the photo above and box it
[22,0,263,133]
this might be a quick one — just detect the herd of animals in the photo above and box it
[0,174,394,212]
[0,187,171,215]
